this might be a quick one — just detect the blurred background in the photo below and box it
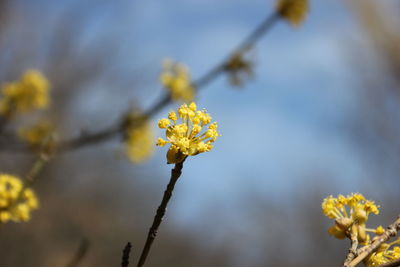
[0,0,399,266]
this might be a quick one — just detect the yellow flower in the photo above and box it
[375,226,385,235]
[321,193,380,243]
[0,174,39,223]
[275,0,309,27]
[160,59,195,102]
[18,120,56,148]
[157,102,220,164]
[0,70,50,116]
[124,113,155,163]
[224,50,254,86]
[366,239,400,267]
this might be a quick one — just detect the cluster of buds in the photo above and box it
[275,0,309,27]
[157,102,219,164]
[0,174,39,223]
[322,193,400,266]
[322,193,380,244]
[123,112,155,164]
[0,70,50,117]
[224,50,254,87]
[366,239,400,266]
[18,120,57,152]
[160,59,195,103]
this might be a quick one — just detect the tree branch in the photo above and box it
[121,242,132,267]
[136,159,186,267]
[343,228,359,266]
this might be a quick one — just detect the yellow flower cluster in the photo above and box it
[275,0,309,27]
[322,193,380,243]
[160,59,195,103]
[224,51,254,87]
[157,102,219,164]
[0,70,50,116]
[18,120,55,148]
[124,114,155,163]
[0,174,39,223]
[366,239,400,267]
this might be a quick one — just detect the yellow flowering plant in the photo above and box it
[322,193,400,267]
[123,113,155,163]
[135,102,219,267]
[18,120,57,150]
[322,193,380,244]
[160,59,195,103]
[365,239,400,267]
[224,50,254,87]
[156,102,220,164]
[275,0,309,27]
[0,70,50,117]
[0,174,39,223]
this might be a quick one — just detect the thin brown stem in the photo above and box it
[0,102,14,135]
[0,115,10,135]
[8,144,51,212]
[346,216,400,267]
[193,12,280,90]
[121,242,132,267]
[57,123,122,152]
[136,160,186,267]
[343,228,359,266]
[25,153,49,185]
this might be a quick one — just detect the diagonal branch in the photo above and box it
[346,216,400,267]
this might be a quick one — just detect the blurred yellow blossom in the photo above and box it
[18,120,56,149]
[365,239,400,267]
[160,59,195,103]
[0,70,50,116]
[224,50,254,87]
[0,174,39,223]
[124,113,155,163]
[157,102,220,164]
[322,193,380,243]
[276,0,309,27]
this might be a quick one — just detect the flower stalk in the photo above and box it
[136,159,186,267]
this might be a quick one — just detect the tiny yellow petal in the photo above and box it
[158,118,171,129]
[168,111,177,121]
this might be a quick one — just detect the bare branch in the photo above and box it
[136,159,186,267]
